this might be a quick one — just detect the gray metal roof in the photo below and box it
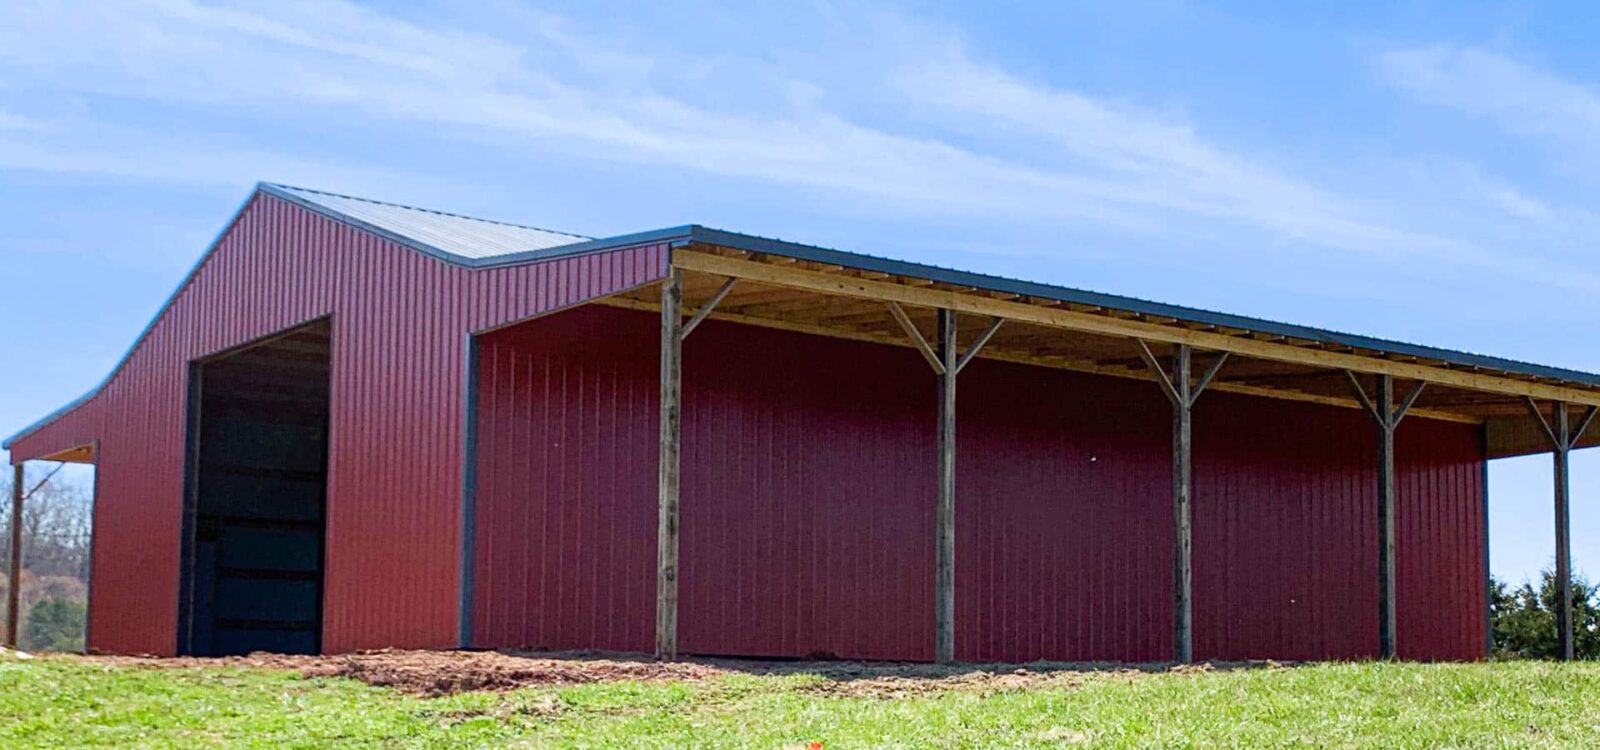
[9,182,1600,451]
[266,184,590,260]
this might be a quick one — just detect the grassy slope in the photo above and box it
[3,657,1600,748]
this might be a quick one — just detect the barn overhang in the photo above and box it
[598,234,1600,663]
[586,237,1600,456]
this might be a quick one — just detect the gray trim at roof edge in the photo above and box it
[4,188,264,453]
[260,184,696,269]
[4,188,694,451]
[12,189,1600,451]
[683,226,1600,389]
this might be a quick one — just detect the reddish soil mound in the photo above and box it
[70,649,1286,697]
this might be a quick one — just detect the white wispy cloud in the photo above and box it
[1376,44,1600,154]
[0,1,1405,246]
[0,109,38,131]
[2,1,1598,297]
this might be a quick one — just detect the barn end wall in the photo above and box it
[7,195,669,655]
[473,304,1488,662]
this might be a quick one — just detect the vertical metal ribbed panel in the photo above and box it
[472,307,936,660]
[1190,393,1381,660]
[474,311,1487,662]
[955,361,1172,662]
[1395,420,1488,660]
[959,366,1486,663]
[472,306,660,653]
[8,194,668,655]
[677,317,936,661]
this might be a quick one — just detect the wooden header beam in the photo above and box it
[673,250,1600,409]
[594,295,1482,425]
[37,445,94,464]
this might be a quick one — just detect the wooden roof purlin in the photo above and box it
[598,243,1600,454]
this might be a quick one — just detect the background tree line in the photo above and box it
[0,472,91,652]
[1491,569,1600,659]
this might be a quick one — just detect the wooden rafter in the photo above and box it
[673,249,1600,408]
[592,295,1483,424]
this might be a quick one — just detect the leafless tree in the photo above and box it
[2,469,93,643]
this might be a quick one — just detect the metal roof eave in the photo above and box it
[678,226,1600,390]
[12,185,1600,454]
[4,188,269,453]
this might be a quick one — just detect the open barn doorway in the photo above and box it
[178,319,331,656]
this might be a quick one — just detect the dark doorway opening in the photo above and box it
[179,320,331,656]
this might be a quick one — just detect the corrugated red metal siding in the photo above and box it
[954,360,1171,662]
[473,308,1487,662]
[1395,420,1488,660]
[8,194,668,655]
[675,317,935,660]
[1190,392,1381,661]
[471,307,660,653]
[471,306,935,660]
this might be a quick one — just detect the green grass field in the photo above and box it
[4,653,1600,748]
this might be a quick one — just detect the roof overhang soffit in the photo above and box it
[667,248,1600,416]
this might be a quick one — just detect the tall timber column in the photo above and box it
[654,270,738,660]
[1525,399,1597,661]
[1346,372,1426,659]
[883,304,1002,664]
[1138,342,1229,664]
[935,309,957,665]
[656,270,683,660]
[6,463,22,649]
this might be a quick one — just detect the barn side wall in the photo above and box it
[473,304,1488,662]
[7,195,669,655]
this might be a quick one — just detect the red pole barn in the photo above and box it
[6,183,1595,662]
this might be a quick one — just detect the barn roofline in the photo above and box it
[10,182,1600,451]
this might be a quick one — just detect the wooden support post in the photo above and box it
[656,270,683,660]
[935,309,957,664]
[1137,341,1228,663]
[1375,375,1398,660]
[1171,345,1194,665]
[1345,372,1424,659]
[7,463,22,649]
[1554,404,1573,662]
[884,309,998,664]
[1524,399,1595,661]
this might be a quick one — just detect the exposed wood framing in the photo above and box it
[593,296,1481,425]
[37,445,94,464]
[1346,372,1426,659]
[656,270,683,660]
[1524,399,1599,661]
[680,277,738,340]
[887,302,945,375]
[957,318,1005,375]
[1137,342,1229,663]
[674,250,1600,408]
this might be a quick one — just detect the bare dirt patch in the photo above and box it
[63,648,1291,698]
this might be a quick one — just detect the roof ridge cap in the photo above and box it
[260,183,593,241]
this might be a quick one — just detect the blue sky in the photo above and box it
[2,1,1599,586]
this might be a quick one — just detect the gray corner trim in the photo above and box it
[458,333,480,649]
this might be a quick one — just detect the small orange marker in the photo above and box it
[808,742,823,750]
